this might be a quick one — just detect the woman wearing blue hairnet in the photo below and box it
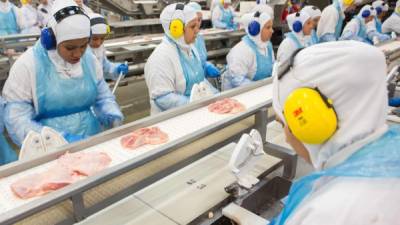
[223,11,274,90]
[2,0,123,146]
[187,2,220,79]
[144,3,218,115]
[271,41,400,225]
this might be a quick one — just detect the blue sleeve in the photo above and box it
[102,56,119,80]
[319,33,337,42]
[154,92,189,111]
[93,79,124,128]
[367,31,391,42]
[4,101,43,146]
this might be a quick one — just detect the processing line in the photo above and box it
[0,79,296,225]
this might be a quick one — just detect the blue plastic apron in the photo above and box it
[33,42,101,138]
[374,17,382,33]
[194,34,207,66]
[0,5,19,36]
[333,0,345,39]
[271,125,400,225]
[311,29,319,45]
[220,5,234,28]
[242,35,274,81]
[285,32,304,49]
[355,16,368,41]
[167,36,206,97]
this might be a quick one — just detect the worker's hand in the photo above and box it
[102,115,123,129]
[205,62,221,78]
[116,63,129,75]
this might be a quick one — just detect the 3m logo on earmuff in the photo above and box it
[293,107,303,117]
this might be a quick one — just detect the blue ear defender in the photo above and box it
[375,6,382,15]
[40,6,88,50]
[292,13,303,33]
[248,11,261,36]
[361,7,373,18]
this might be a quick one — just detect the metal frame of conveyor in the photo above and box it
[0,79,297,225]
[378,40,400,69]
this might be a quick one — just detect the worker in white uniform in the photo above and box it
[340,5,376,43]
[2,0,123,146]
[277,11,313,63]
[38,0,53,27]
[187,2,220,78]
[0,0,21,35]
[211,0,238,30]
[382,0,400,35]
[145,3,218,115]
[88,13,128,80]
[301,5,321,45]
[271,40,400,225]
[223,11,274,90]
[372,0,389,34]
[317,0,358,43]
[19,0,41,34]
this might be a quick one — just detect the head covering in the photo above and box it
[287,11,311,33]
[48,0,90,45]
[160,3,197,48]
[246,11,272,49]
[273,41,388,170]
[187,1,201,12]
[358,4,376,18]
[251,4,274,18]
[257,0,269,5]
[372,1,389,14]
[89,13,108,35]
[301,5,321,19]
[0,1,12,13]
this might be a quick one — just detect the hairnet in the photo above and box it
[89,13,108,35]
[48,0,91,45]
[301,5,321,19]
[286,11,311,33]
[272,41,388,169]
[372,0,389,12]
[187,2,202,12]
[251,4,274,18]
[358,4,376,18]
[246,11,272,48]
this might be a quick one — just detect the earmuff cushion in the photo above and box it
[248,21,261,36]
[362,9,371,18]
[292,20,303,33]
[375,6,382,15]
[40,27,57,50]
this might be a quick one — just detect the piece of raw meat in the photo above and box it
[58,151,112,176]
[208,98,246,114]
[11,151,112,199]
[11,166,80,199]
[121,127,169,150]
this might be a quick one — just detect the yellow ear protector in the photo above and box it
[90,17,111,35]
[220,0,224,5]
[169,3,185,39]
[343,0,355,6]
[277,48,338,144]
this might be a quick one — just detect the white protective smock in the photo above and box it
[38,1,53,27]
[277,11,311,63]
[211,0,237,29]
[224,12,274,90]
[381,1,400,34]
[145,3,216,115]
[272,40,400,225]
[19,3,41,34]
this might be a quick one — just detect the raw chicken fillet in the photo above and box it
[208,98,246,114]
[121,127,169,150]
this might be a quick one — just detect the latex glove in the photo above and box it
[389,98,400,107]
[62,132,84,143]
[101,115,123,129]
[205,62,221,78]
[116,63,129,75]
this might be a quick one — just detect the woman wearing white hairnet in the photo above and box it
[2,0,123,146]
[301,5,321,45]
[19,0,41,34]
[0,0,21,35]
[270,41,400,225]
[88,13,128,80]
[211,0,237,30]
[340,5,381,43]
[145,3,218,115]
[187,2,220,78]
[317,0,358,42]
[223,11,274,90]
[372,0,389,34]
[382,0,400,35]
[277,11,313,63]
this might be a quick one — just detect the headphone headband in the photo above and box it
[175,3,185,10]
[53,6,87,23]
[254,11,261,18]
[90,17,107,26]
